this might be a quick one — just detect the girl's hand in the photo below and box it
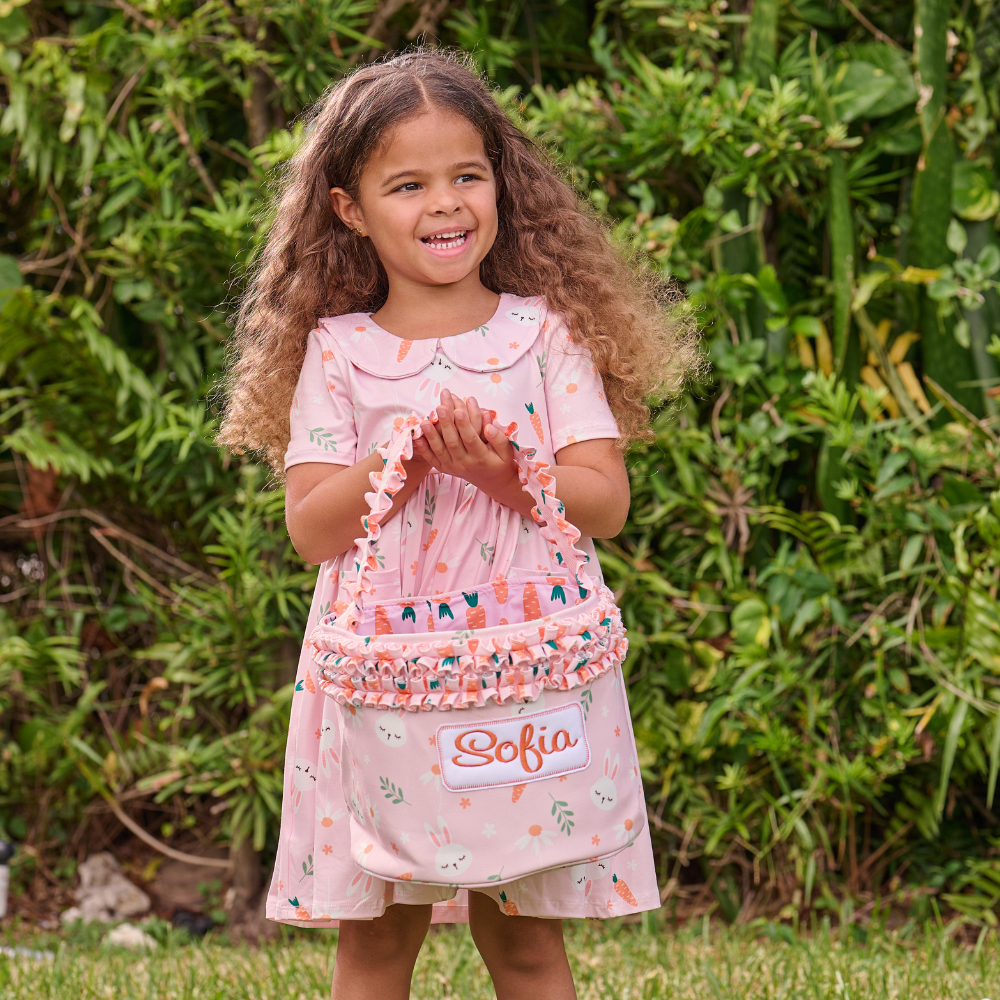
[414,389,521,499]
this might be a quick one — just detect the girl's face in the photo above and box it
[330,107,498,292]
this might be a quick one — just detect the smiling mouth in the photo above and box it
[421,230,469,249]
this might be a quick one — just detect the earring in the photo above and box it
[354,228,364,236]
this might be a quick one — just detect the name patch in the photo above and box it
[436,703,589,792]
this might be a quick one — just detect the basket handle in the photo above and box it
[338,408,597,628]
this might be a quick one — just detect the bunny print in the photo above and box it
[375,711,407,748]
[416,354,456,400]
[291,758,318,813]
[570,859,611,896]
[589,750,619,811]
[506,306,539,325]
[511,692,545,716]
[318,719,340,777]
[425,817,472,878]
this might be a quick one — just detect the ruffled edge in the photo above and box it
[312,599,627,711]
[316,638,627,711]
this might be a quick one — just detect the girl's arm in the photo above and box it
[285,454,430,565]
[415,391,630,538]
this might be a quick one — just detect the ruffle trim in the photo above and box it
[311,602,627,711]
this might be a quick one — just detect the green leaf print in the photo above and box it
[549,794,575,836]
[299,854,314,880]
[424,489,436,526]
[379,776,411,805]
[536,351,547,386]
[474,324,489,337]
[476,537,495,563]
[307,427,337,452]
[580,688,593,720]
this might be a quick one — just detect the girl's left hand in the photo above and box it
[413,389,521,500]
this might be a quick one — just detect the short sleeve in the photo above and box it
[541,310,619,452]
[284,329,358,471]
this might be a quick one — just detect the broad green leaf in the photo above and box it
[952,160,1000,222]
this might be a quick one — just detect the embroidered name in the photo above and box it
[436,703,589,792]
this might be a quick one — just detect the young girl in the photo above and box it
[221,50,695,1000]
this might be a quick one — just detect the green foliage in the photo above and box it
[2,0,1000,931]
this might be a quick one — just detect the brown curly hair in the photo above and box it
[219,49,698,473]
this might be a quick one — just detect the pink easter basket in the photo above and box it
[308,411,646,888]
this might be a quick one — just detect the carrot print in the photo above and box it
[499,890,519,916]
[522,582,541,621]
[427,613,435,632]
[525,403,544,444]
[304,671,316,694]
[492,574,508,604]
[401,604,416,624]
[422,528,438,552]
[464,592,486,629]
[511,784,526,803]
[374,605,392,635]
[438,602,454,621]
[612,874,637,906]
[397,339,413,363]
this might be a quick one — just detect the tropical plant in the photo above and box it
[2,0,1000,934]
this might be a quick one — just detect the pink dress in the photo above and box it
[267,293,659,925]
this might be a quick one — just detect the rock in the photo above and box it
[59,906,83,925]
[147,848,226,914]
[105,923,158,951]
[171,909,215,936]
[74,852,151,923]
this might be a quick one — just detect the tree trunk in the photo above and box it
[827,149,855,372]
[963,220,1000,416]
[244,66,274,149]
[225,836,275,942]
[911,0,979,415]
[741,0,780,86]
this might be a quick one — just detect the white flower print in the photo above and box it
[613,817,636,844]
[601,705,609,718]
[420,763,442,791]
[401,832,410,844]
[481,823,497,839]
[477,371,511,397]
[343,703,364,729]
[316,797,346,829]
[627,859,638,872]
[514,824,556,854]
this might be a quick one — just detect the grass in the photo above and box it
[0,917,998,999]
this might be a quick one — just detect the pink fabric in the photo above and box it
[267,294,659,923]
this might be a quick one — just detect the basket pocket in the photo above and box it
[354,573,587,637]
[338,666,646,888]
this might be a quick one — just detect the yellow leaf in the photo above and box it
[896,361,933,414]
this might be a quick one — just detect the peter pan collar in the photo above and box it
[318,293,545,380]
